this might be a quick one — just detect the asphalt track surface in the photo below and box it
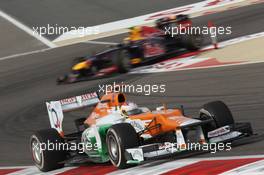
[0,0,202,57]
[0,16,47,58]
[0,0,202,40]
[0,3,264,167]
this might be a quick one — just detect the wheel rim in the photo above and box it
[31,138,42,164]
[200,114,217,131]
[108,135,119,160]
[123,54,131,71]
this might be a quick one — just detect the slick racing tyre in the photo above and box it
[106,123,139,169]
[30,129,67,172]
[176,14,189,22]
[56,75,68,84]
[114,50,131,73]
[181,33,203,51]
[199,101,235,136]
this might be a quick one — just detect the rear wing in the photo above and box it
[46,92,100,135]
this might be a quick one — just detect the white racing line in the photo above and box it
[0,40,117,61]
[0,9,117,60]
[0,48,52,61]
[83,40,118,45]
[0,10,56,48]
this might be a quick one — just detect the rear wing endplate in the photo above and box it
[46,92,99,135]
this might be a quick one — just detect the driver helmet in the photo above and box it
[129,26,143,41]
[120,102,138,115]
[155,17,169,27]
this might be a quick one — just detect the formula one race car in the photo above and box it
[30,91,253,172]
[57,14,203,84]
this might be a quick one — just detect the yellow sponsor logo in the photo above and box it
[131,58,142,64]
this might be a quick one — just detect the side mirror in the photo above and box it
[156,106,165,111]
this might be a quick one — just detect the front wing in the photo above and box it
[125,122,253,164]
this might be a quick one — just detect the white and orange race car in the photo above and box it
[30,92,253,172]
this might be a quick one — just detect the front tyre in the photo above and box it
[199,101,235,136]
[106,123,139,169]
[30,129,67,172]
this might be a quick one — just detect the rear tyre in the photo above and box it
[30,129,67,172]
[176,14,189,22]
[199,101,235,135]
[181,33,203,51]
[106,123,139,169]
[56,75,68,84]
[114,50,131,73]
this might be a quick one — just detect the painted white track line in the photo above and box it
[83,40,118,45]
[0,48,52,61]
[0,10,56,48]
[0,40,117,61]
